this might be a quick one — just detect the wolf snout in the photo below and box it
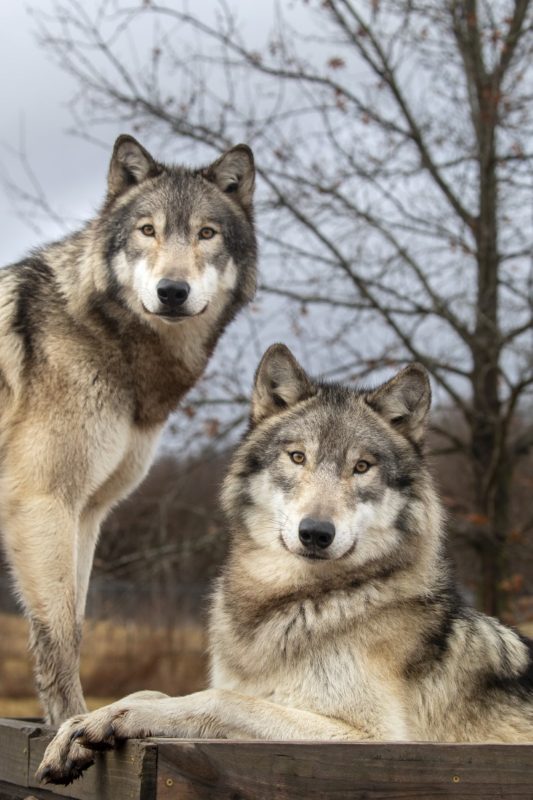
[156,278,190,308]
[298,517,335,550]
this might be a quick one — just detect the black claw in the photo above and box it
[36,766,51,784]
[61,758,94,786]
[37,755,96,787]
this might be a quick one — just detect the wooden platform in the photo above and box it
[1,717,533,799]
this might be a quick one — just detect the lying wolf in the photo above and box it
[0,135,256,725]
[38,343,533,782]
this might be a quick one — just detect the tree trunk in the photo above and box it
[470,35,504,615]
[476,463,511,616]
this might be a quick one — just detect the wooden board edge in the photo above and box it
[0,718,46,786]
[0,777,77,800]
[154,739,533,800]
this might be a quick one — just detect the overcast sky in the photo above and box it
[0,0,280,265]
[1,4,85,261]
[0,2,102,263]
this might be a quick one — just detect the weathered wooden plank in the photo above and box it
[1,716,533,800]
[0,778,76,800]
[0,719,43,786]
[154,740,533,800]
[27,734,157,800]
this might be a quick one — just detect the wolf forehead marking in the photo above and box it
[108,184,251,255]
[242,397,416,479]
[108,170,246,232]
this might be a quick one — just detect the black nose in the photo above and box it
[157,279,190,308]
[298,517,336,550]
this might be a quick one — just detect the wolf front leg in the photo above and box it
[39,688,371,783]
[147,688,370,740]
[2,493,87,725]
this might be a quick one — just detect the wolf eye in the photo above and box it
[140,224,155,236]
[354,460,371,475]
[289,451,306,465]
[199,226,216,240]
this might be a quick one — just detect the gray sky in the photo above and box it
[0,2,106,262]
[0,0,107,264]
[0,0,280,265]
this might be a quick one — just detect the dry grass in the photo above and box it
[0,612,208,719]
[519,621,533,639]
[0,696,118,718]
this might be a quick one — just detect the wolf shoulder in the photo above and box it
[406,600,533,738]
[0,250,158,505]
[0,250,127,411]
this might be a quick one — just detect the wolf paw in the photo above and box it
[36,704,139,785]
[36,715,95,785]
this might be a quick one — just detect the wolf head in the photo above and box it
[223,344,439,574]
[98,135,256,324]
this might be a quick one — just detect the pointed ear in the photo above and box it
[107,134,161,197]
[366,363,431,443]
[251,344,315,424]
[203,144,255,214]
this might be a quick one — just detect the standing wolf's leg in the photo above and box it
[75,509,105,624]
[74,430,162,623]
[2,494,87,725]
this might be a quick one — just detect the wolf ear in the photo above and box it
[107,134,161,197]
[251,344,315,424]
[203,144,255,214]
[366,363,431,443]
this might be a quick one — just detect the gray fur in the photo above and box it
[0,135,256,725]
[37,344,533,785]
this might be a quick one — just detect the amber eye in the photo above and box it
[289,451,306,465]
[140,224,155,237]
[354,460,371,475]
[199,226,216,240]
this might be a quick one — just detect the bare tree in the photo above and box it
[26,0,533,614]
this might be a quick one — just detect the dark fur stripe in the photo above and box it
[12,257,56,363]
[404,583,465,678]
[485,634,533,699]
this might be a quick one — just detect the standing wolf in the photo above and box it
[0,135,256,725]
[38,343,533,783]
